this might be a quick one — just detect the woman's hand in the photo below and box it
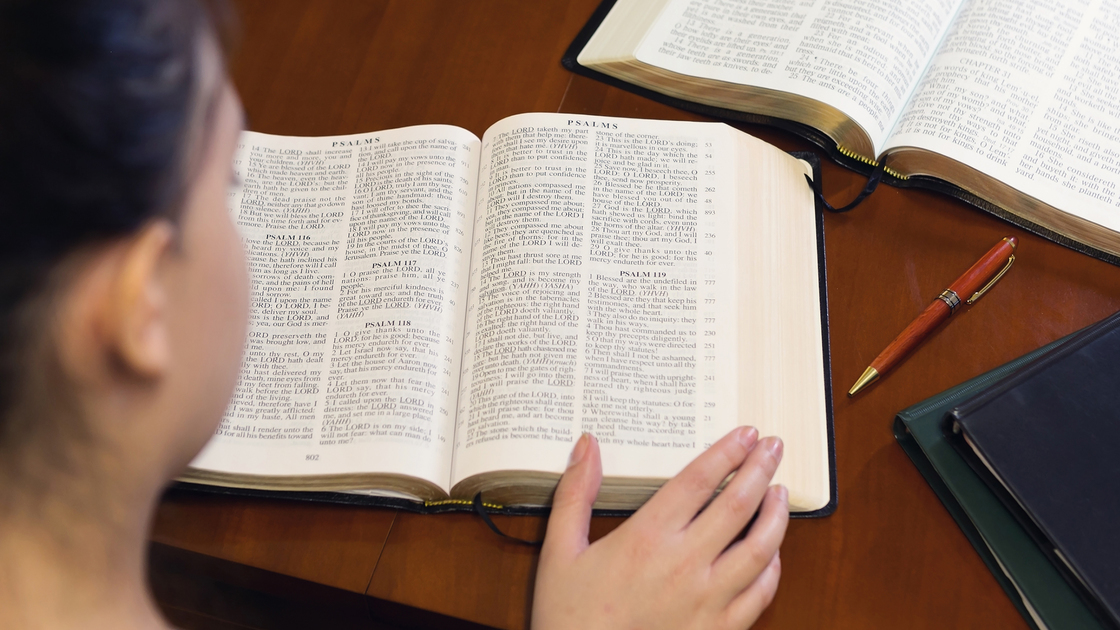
[533,427,788,630]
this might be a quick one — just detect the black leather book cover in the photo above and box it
[946,310,1120,628]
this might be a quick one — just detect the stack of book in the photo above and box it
[895,312,1120,630]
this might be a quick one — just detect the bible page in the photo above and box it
[628,0,964,154]
[451,113,746,488]
[885,0,1120,235]
[189,125,479,494]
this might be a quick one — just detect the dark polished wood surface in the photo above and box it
[149,1,1120,628]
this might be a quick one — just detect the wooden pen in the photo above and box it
[848,236,1018,396]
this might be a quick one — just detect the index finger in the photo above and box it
[634,426,759,532]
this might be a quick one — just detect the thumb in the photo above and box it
[542,433,602,562]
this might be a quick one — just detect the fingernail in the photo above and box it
[776,484,789,503]
[567,433,591,469]
[766,437,784,462]
[738,426,759,448]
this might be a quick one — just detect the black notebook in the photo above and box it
[947,310,1120,628]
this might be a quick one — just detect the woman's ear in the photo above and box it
[104,219,177,379]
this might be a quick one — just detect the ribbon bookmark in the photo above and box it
[804,157,886,213]
[472,493,544,547]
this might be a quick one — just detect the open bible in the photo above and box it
[183,112,835,515]
[570,0,1120,261]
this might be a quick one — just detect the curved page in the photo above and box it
[189,125,479,494]
[450,113,829,511]
[630,0,963,154]
[885,0,1120,236]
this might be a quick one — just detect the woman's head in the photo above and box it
[0,0,247,494]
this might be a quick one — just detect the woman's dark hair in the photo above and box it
[0,0,224,432]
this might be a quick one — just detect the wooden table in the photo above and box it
[148,1,1120,628]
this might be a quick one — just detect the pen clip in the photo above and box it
[966,254,1014,305]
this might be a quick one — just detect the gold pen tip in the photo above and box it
[847,367,880,397]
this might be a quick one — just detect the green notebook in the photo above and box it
[894,334,1108,630]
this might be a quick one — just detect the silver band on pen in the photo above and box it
[937,289,961,313]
